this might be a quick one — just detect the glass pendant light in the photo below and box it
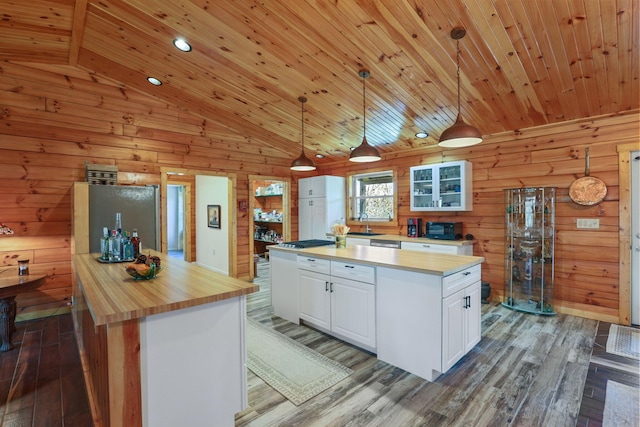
[438,28,482,148]
[290,96,316,171]
[349,69,381,163]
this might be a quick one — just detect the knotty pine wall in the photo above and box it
[318,112,639,324]
[0,62,295,320]
[0,61,637,323]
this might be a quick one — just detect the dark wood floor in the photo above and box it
[1,261,637,426]
[0,312,92,426]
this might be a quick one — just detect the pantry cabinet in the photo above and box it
[298,176,345,240]
[410,161,472,211]
[298,255,376,350]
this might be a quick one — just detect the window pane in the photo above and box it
[351,170,394,220]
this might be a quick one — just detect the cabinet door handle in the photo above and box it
[325,281,329,292]
[306,258,315,262]
[344,265,355,269]
[467,295,471,308]
[463,271,471,276]
[422,245,430,248]
[330,283,333,293]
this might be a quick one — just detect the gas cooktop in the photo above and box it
[278,239,335,249]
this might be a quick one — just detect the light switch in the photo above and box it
[577,218,600,229]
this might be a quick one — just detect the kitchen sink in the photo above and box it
[347,232,384,236]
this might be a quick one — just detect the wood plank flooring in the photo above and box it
[0,312,92,426]
[1,260,637,426]
[237,261,639,427]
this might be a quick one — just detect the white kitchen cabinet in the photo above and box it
[410,161,472,211]
[298,255,376,350]
[377,264,481,381]
[269,250,300,324]
[442,281,481,372]
[298,176,345,240]
[401,240,473,255]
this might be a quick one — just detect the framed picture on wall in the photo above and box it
[208,205,221,229]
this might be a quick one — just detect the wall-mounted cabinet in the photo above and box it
[410,161,472,211]
[503,187,556,315]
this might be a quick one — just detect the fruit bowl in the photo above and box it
[125,263,162,280]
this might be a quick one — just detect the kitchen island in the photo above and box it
[72,252,258,427]
[269,245,485,381]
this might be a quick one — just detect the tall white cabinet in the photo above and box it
[298,175,345,240]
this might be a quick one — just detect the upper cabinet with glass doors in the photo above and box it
[410,161,473,211]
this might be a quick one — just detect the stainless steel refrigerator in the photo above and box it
[88,185,160,254]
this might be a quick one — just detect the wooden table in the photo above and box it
[0,272,47,351]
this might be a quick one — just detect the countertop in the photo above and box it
[335,233,476,246]
[269,245,484,276]
[73,251,258,326]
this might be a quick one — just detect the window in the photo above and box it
[348,169,396,223]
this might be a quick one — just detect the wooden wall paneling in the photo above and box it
[318,112,640,323]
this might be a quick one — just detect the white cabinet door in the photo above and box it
[331,277,376,348]
[270,250,300,324]
[410,161,472,211]
[299,269,331,330]
[442,288,465,372]
[299,176,327,198]
[442,280,482,372]
[298,197,326,240]
[464,281,482,353]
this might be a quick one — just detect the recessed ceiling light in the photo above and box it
[173,38,192,52]
[147,77,162,86]
[315,154,325,159]
[415,132,429,138]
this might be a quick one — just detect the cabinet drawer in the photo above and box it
[297,255,331,274]
[331,261,375,284]
[442,265,480,298]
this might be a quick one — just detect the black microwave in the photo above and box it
[425,222,463,240]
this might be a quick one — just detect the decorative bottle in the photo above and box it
[100,227,110,260]
[130,228,141,258]
[123,231,134,260]
[108,229,121,261]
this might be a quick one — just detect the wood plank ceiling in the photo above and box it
[1,0,637,165]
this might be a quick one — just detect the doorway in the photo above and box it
[249,176,291,280]
[631,150,639,324]
[167,185,186,259]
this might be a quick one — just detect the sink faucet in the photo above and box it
[359,213,371,233]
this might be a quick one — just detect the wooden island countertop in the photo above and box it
[73,251,258,326]
[270,244,484,276]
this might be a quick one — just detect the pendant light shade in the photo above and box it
[438,28,482,148]
[290,96,316,171]
[350,70,381,163]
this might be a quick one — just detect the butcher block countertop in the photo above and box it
[270,245,484,276]
[73,252,258,326]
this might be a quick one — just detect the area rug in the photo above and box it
[603,380,640,427]
[606,324,640,360]
[246,319,353,405]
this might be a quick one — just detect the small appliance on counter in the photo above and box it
[407,218,423,237]
[424,221,463,240]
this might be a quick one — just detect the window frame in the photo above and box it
[346,167,398,228]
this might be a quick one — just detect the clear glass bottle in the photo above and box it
[114,213,123,261]
[108,229,121,261]
[100,227,110,260]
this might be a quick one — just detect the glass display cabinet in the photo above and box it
[503,187,556,315]
[409,160,472,211]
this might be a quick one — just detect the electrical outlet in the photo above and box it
[577,218,600,229]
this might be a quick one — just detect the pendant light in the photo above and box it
[290,96,316,171]
[438,28,482,148]
[349,69,381,163]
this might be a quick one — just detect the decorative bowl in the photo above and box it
[125,263,162,280]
